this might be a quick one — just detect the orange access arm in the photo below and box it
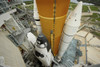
[36,0,70,56]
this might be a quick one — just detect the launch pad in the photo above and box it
[0,0,100,67]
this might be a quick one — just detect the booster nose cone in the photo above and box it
[57,1,83,61]
[67,1,82,27]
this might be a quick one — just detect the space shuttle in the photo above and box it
[27,32,54,66]
[27,0,82,66]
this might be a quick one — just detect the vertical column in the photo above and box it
[34,0,42,35]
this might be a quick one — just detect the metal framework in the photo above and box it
[0,0,22,15]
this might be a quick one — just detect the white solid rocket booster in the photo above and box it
[57,2,83,60]
[34,0,42,34]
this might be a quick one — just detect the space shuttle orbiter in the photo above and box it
[27,32,54,66]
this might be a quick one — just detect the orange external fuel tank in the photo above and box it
[36,0,70,56]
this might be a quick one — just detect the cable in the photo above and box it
[53,0,56,55]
